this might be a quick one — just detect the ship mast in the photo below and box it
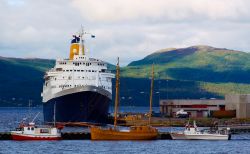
[149,64,154,125]
[79,26,95,56]
[114,57,120,129]
[79,27,85,55]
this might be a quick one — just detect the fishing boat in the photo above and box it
[170,121,231,140]
[11,122,62,141]
[90,59,158,140]
[11,105,62,140]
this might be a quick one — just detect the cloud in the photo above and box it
[0,0,250,66]
[72,0,250,22]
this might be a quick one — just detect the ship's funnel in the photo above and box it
[69,35,80,60]
[69,43,80,60]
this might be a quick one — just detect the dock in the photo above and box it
[220,124,250,134]
[0,132,171,140]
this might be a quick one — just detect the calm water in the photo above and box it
[1,107,250,154]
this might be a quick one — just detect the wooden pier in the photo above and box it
[220,124,250,134]
[0,132,11,140]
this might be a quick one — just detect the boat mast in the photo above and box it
[114,57,120,129]
[29,100,32,121]
[149,64,154,125]
[53,102,56,126]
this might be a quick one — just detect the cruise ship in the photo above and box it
[41,30,114,123]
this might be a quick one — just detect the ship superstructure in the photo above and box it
[41,30,114,123]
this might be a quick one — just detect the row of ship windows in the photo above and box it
[98,63,105,66]
[59,62,105,66]
[74,62,91,66]
[55,76,96,80]
[63,70,98,72]
[76,57,86,60]
[58,84,111,89]
[53,76,110,80]
[52,77,110,82]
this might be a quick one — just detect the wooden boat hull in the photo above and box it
[90,127,158,140]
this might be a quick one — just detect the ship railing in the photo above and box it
[48,68,56,71]
[100,72,115,78]
[103,70,111,73]
[48,68,63,72]
[89,58,101,62]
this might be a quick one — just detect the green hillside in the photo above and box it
[0,56,55,72]
[0,57,54,106]
[1,45,250,107]
[119,45,250,104]
[124,45,250,83]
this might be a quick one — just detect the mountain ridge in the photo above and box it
[1,45,250,107]
[128,45,245,66]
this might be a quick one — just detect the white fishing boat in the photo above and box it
[11,105,63,141]
[170,121,231,140]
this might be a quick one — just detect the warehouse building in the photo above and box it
[225,94,250,118]
[159,99,226,118]
[160,94,250,118]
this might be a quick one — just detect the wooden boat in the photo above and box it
[91,126,158,140]
[90,58,158,140]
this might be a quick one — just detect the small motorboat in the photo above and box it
[170,121,231,140]
[11,122,62,141]
[11,111,63,141]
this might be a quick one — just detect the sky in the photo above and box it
[0,0,250,66]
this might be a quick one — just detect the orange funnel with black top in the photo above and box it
[69,35,82,60]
